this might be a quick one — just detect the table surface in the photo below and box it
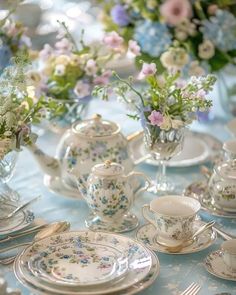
[1,94,236,295]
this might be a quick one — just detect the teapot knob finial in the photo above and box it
[92,114,102,121]
[104,160,112,168]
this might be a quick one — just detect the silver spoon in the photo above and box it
[156,221,215,253]
[0,221,70,258]
[0,196,41,220]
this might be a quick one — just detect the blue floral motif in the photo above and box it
[201,10,236,52]
[134,21,172,57]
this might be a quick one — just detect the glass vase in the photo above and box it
[0,150,19,203]
[143,123,185,194]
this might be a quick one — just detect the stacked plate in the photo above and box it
[0,202,35,236]
[14,231,160,295]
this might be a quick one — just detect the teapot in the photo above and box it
[208,158,236,211]
[76,160,151,223]
[28,114,141,188]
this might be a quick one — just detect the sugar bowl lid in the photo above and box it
[215,160,236,180]
[92,160,124,176]
[72,114,120,138]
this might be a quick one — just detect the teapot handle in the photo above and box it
[126,171,151,198]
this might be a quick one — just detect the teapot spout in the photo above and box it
[27,143,61,177]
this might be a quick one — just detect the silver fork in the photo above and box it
[180,282,201,295]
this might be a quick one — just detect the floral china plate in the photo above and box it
[0,203,34,236]
[15,231,153,295]
[136,220,217,254]
[205,250,236,281]
[184,181,236,218]
[85,212,139,233]
[44,175,82,200]
[28,241,128,287]
[14,250,159,295]
[130,131,222,167]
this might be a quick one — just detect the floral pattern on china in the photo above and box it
[28,240,128,286]
[28,114,140,189]
[77,160,150,222]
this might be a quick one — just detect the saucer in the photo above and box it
[130,130,222,167]
[136,220,217,254]
[205,250,236,281]
[0,203,35,236]
[86,212,139,233]
[184,181,236,218]
[44,175,83,200]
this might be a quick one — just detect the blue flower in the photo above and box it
[0,44,12,71]
[111,4,130,27]
[134,21,172,57]
[201,10,236,52]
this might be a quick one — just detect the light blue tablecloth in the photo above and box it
[1,97,236,295]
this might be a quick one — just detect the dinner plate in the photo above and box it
[130,130,222,167]
[14,250,159,295]
[28,241,128,287]
[16,231,153,294]
[0,203,34,236]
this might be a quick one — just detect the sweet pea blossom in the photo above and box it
[55,38,72,53]
[103,31,124,50]
[128,40,141,56]
[148,110,164,126]
[138,63,157,80]
[160,0,192,26]
[74,81,90,98]
[111,4,130,27]
[85,59,98,76]
[93,70,112,85]
[39,44,53,60]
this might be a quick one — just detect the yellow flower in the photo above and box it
[161,47,189,70]
[198,40,215,60]
[54,55,71,66]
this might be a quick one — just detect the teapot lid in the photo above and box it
[92,160,124,176]
[215,161,236,179]
[72,114,120,137]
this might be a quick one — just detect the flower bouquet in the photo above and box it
[0,54,56,201]
[34,23,141,131]
[98,0,236,73]
[0,5,31,72]
[94,62,216,193]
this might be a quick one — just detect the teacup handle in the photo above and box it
[142,204,157,228]
[126,171,152,198]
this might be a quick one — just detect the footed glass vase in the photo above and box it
[143,123,185,195]
[0,150,19,203]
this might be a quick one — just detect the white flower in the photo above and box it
[198,40,215,59]
[54,64,66,76]
[74,81,90,98]
[160,116,172,130]
[85,59,98,76]
[160,47,189,71]
[188,61,205,76]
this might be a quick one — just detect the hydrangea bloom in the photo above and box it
[134,21,172,57]
[201,10,236,52]
[111,4,130,27]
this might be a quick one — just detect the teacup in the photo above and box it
[221,239,236,272]
[142,195,201,241]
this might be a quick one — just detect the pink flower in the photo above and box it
[138,63,157,80]
[55,38,72,54]
[128,40,141,56]
[85,59,98,76]
[103,31,124,50]
[196,89,206,99]
[93,70,112,85]
[160,0,192,26]
[148,111,164,126]
[39,44,53,60]
[74,81,90,98]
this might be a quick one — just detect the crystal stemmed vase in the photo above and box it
[143,123,185,194]
[0,150,19,203]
